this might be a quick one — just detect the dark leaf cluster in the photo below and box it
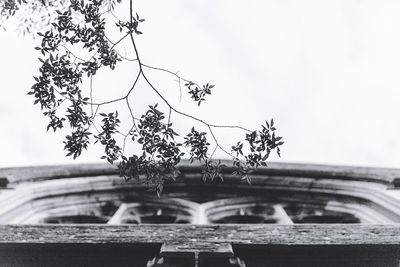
[243,119,284,167]
[137,105,181,160]
[64,128,91,159]
[184,127,210,163]
[43,109,66,132]
[118,105,184,196]
[94,111,122,164]
[118,154,181,197]
[21,0,285,195]
[115,12,145,34]
[185,81,213,106]
[202,160,225,182]
[29,0,125,161]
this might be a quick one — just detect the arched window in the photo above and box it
[0,162,399,266]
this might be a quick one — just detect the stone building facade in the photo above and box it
[0,161,399,266]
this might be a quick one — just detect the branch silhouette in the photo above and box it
[17,0,284,194]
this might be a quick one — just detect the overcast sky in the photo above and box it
[1,0,400,168]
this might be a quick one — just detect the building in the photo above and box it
[0,161,399,266]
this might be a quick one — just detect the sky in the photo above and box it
[1,0,400,168]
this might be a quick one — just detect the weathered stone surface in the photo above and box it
[0,224,399,266]
[1,162,400,266]
[2,161,400,185]
[0,224,399,246]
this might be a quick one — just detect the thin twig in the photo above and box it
[126,24,252,132]
[90,75,94,117]
[207,125,237,159]
[141,63,194,86]
[141,70,251,132]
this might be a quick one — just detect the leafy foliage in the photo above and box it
[184,127,210,163]
[185,81,213,106]
[202,160,225,182]
[3,0,284,196]
[64,128,91,159]
[0,0,120,35]
[95,112,122,164]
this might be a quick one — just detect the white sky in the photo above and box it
[1,0,400,168]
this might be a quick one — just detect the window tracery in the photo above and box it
[26,196,388,225]
[1,163,400,266]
